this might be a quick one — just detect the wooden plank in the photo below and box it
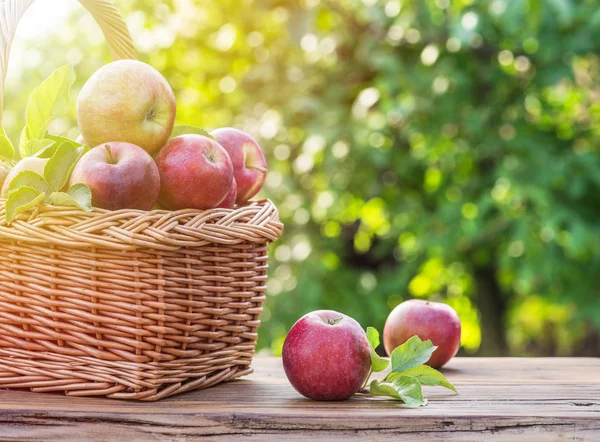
[0,357,598,441]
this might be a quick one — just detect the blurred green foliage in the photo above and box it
[4,0,599,356]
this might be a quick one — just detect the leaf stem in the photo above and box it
[361,367,373,390]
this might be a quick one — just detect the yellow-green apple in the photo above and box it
[77,60,176,155]
[69,142,160,211]
[1,157,48,196]
[383,300,461,368]
[155,134,233,210]
[217,179,237,209]
[282,310,371,401]
[211,128,267,204]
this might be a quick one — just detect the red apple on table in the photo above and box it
[69,142,160,211]
[383,299,461,369]
[217,179,237,209]
[77,60,176,155]
[155,134,233,210]
[211,128,267,204]
[282,310,371,401]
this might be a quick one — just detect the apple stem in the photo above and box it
[105,144,116,164]
[324,317,343,325]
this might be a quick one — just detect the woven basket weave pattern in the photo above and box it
[0,1,282,400]
[0,201,282,400]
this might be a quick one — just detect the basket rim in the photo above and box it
[0,198,282,251]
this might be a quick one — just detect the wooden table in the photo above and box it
[0,357,598,441]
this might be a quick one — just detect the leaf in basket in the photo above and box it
[22,139,54,159]
[49,183,93,212]
[35,135,81,159]
[19,64,76,157]
[170,125,215,140]
[0,130,15,161]
[6,171,51,197]
[44,143,88,192]
[5,186,46,224]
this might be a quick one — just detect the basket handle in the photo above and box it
[0,0,137,122]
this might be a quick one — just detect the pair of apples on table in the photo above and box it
[283,299,461,401]
[2,60,267,212]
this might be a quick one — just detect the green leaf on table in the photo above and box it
[170,125,213,140]
[387,365,458,393]
[5,186,46,224]
[390,336,437,373]
[19,64,76,157]
[49,183,92,212]
[369,375,427,407]
[6,171,50,197]
[366,327,389,372]
[44,143,88,191]
[0,134,15,161]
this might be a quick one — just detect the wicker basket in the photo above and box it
[0,1,282,400]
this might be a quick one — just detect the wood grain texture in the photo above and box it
[0,357,598,441]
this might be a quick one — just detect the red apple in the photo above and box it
[211,128,267,204]
[217,179,237,209]
[383,299,461,368]
[282,310,371,401]
[155,134,233,210]
[69,142,160,211]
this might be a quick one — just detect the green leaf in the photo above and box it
[49,183,92,212]
[369,376,427,407]
[19,64,76,157]
[44,133,82,146]
[35,136,80,159]
[366,327,389,372]
[21,139,54,159]
[5,187,46,224]
[390,336,437,373]
[0,134,15,161]
[44,143,88,192]
[170,125,214,140]
[6,171,50,196]
[387,365,458,393]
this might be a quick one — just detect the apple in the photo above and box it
[211,128,267,204]
[217,178,237,209]
[1,157,48,196]
[282,310,371,401]
[69,142,160,211]
[76,134,86,145]
[155,134,233,210]
[383,299,461,369]
[77,60,176,155]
